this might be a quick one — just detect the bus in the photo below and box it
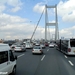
[56,38,75,55]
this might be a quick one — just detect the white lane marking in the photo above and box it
[68,60,74,66]
[18,54,25,58]
[41,55,45,61]
[47,49,49,51]
[64,55,67,58]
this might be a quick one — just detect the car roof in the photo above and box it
[0,43,10,52]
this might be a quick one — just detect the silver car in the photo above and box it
[32,46,43,54]
[13,45,26,52]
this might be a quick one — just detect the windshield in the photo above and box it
[70,39,75,47]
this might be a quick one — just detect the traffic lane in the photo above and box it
[56,49,75,74]
[13,48,32,57]
[55,46,75,63]
[16,49,44,75]
[13,47,45,60]
[13,51,25,56]
[34,48,75,75]
[64,55,75,69]
[13,47,47,57]
[14,48,73,75]
[56,48,75,69]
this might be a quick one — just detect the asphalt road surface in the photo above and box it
[13,47,75,75]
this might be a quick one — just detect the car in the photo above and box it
[11,44,16,50]
[32,46,43,54]
[11,41,26,51]
[40,44,45,48]
[49,43,55,48]
[45,42,49,46]
[13,45,26,52]
[0,43,17,75]
[25,43,33,49]
[35,43,40,46]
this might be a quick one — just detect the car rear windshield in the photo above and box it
[34,46,41,49]
[17,45,21,47]
[70,39,75,47]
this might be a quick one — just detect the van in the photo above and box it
[0,43,17,75]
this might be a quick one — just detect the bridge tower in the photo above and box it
[45,5,59,41]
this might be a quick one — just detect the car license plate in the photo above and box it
[35,50,39,51]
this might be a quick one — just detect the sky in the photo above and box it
[0,0,75,40]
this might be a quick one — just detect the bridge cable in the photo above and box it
[31,7,45,40]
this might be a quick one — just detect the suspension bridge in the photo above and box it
[31,5,59,41]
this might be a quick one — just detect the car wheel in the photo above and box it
[41,52,43,54]
[24,49,26,52]
[11,66,16,75]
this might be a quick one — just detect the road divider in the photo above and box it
[41,55,45,61]
[68,60,74,66]
[18,54,25,58]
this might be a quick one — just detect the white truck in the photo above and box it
[0,43,17,75]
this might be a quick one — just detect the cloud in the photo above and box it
[8,0,23,12]
[0,5,6,13]
[0,13,56,40]
[0,13,42,39]
[57,0,75,22]
[0,0,7,4]
[59,26,75,38]
[0,13,31,40]
[33,0,75,23]
[0,13,28,27]
[7,0,23,7]
[0,0,75,40]
[10,6,21,12]
[33,2,45,13]
[0,13,74,40]
[0,0,23,13]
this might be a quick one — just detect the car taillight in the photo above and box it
[68,48,71,52]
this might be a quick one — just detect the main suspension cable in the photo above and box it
[31,7,45,40]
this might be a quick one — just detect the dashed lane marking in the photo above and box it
[47,49,49,51]
[18,54,25,58]
[68,60,74,66]
[41,55,45,61]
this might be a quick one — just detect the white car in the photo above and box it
[0,43,17,75]
[40,44,45,48]
[25,43,33,49]
[32,46,43,54]
[35,43,40,46]
[49,43,55,48]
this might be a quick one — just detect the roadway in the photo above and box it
[13,47,75,75]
